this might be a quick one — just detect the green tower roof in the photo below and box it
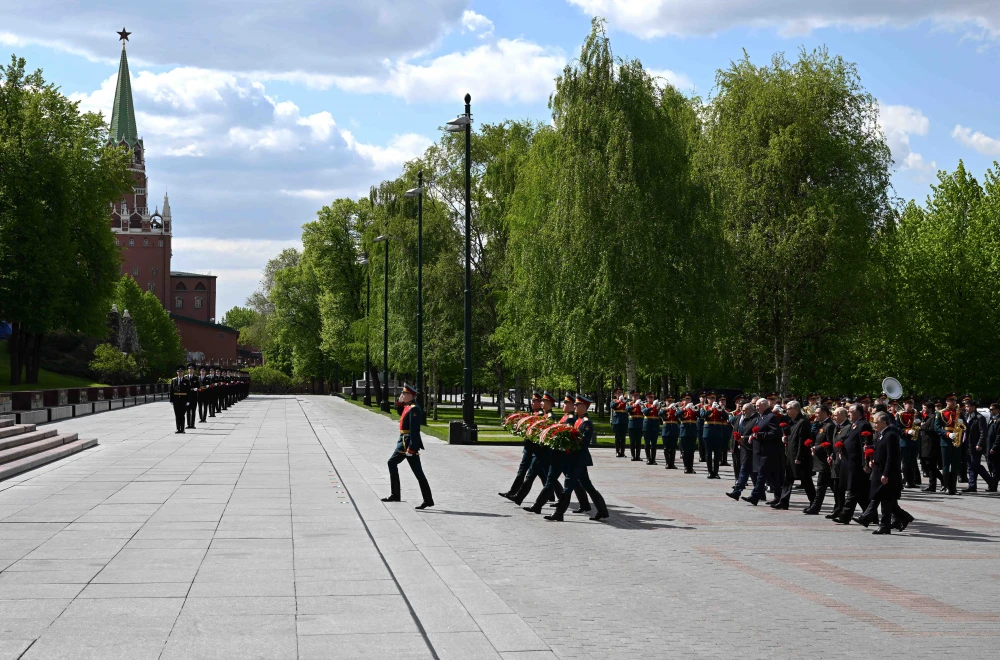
[110,43,138,146]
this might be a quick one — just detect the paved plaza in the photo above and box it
[0,396,997,659]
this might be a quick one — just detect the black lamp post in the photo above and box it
[446,94,476,438]
[404,172,424,408]
[375,235,391,412]
[358,256,372,406]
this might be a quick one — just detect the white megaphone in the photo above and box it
[881,377,903,400]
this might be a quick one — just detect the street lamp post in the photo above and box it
[357,256,372,406]
[375,235,391,412]
[404,172,424,409]
[446,94,476,439]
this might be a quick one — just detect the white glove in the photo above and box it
[686,403,695,410]
[947,432,955,440]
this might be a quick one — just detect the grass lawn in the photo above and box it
[340,395,617,445]
[0,359,107,392]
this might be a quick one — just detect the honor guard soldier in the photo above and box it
[510,394,571,506]
[679,394,699,473]
[382,383,434,509]
[641,392,661,464]
[184,363,198,429]
[499,391,543,500]
[197,366,210,423]
[169,366,191,433]
[627,390,643,461]
[543,395,609,522]
[610,388,628,457]
[699,392,726,479]
[934,393,962,495]
[659,395,680,469]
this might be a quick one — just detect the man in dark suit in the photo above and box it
[804,405,836,515]
[987,403,1000,486]
[775,401,815,509]
[856,412,913,534]
[741,398,783,505]
[727,402,757,500]
[826,407,850,519]
[918,401,944,492]
[382,383,434,509]
[962,397,998,492]
[833,404,872,524]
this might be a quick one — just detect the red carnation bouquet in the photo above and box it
[503,412,532,434]
[864,447,875,460]
[861,430,873,442]
[820,442,832,449]
[834,441,844,450]
[524,417,555,443]
[752,426,760,434]
[733,430,741,444]
[539,423,582,452]
[804,439,813,448]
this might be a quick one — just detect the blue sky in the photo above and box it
[3,0,999,314]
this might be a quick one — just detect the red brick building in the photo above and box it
[108,32,236,364]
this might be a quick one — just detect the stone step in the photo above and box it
[0,418,12,428]
[0,437,97,481]
[0,432,75,465]
[0,428,57,452]
[0,423,37,440]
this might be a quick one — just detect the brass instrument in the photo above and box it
[952,416,966,448]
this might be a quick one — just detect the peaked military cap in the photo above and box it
[401,383,418,395]
[576,394,593,405]
[542,391,555,402]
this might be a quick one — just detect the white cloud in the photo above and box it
[952,124,1000,157]
[879,104,935,174]
[332,39,567,104]
[0,1,469,76]
[567,0,1000,40]
[646,68,695,91]
[461,10,495,37]
[343,132,435,171]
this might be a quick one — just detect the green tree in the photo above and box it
[702,47,893,395]
[89,343,138,385]
[110,276,185,379]
[0,55,131,385]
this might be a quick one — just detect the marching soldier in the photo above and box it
[197,366,210,423]
[659,395,680,469]
[543,395,609,522]
[934,393,963,495]
[185,363,198,429]
[499,392,543,500]
[610,388,628,457]
[207,368,217,418]
[382,383,434,509]
[169,366,190,434]
[679,395,699,473]
[510,394,571,506]
[641,392,660,465]
[627,390,643,461]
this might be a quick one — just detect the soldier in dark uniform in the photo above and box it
[641,392,660,465]
[610,388,628,457]
[197,366,210,423]
[934,393,963,495]
[510,395,570,506]
[659,396,680,469]
[832,404,872,524]
[696,392,707,462]
[499,392,543,500]
[206,368,217,417]
[679,395,699,473]
[700,392,727,479]
[184,363,198,429]
[382,383,434,509]
[962,396,998,492]
[896,397,921,488]
[803,405,835,515]
[627,390,643,461]
[169,366,190,434]
[543,395,609,522]
[918,401,944,491]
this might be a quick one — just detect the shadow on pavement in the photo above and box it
[420,509,513,518]
[902,520,997,543]
[598,504,697,531]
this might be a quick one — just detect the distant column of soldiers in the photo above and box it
[168,363,250,433]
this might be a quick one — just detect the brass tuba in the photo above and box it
[952,417,966,448]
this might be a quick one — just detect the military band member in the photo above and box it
[962,396,998,492]
[679,395,699,473]
[382,383,434,509]
[699,392,726,479]
[169,366,190,434]
[896,397,921,488]
[627,390,643,461]
[659,395,680,469]
[543,395,609,522]
[804,405,836,515]
[641,392,661,465]
[934,393,962,495]
[610,388,628,457]
[918,401,944,492]
[184,363,198,429]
